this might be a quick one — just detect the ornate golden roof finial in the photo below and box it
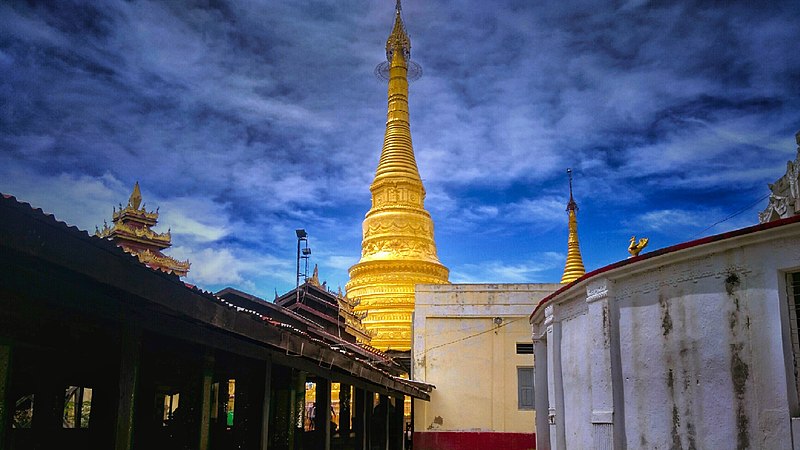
[628,236,649,257]
[309,264,321,286]
[129,182,142,210]
[561,168,586,284]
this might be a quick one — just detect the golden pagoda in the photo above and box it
[560,169,585,283]
[345,1,449,351]
[96,182,190,277]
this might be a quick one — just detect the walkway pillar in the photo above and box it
[114,325,141,450]
[390,396,404,450]
[0,343,11,450]
[340,384,351,437]
[199,354,214,450]
[260,358,272,450]
[378,394,390,450]
[355,389,371,450]
[316,378,331,450]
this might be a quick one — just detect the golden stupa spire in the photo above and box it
[375,0,418,185]
[561,169,586,284]
[346,2,449,351]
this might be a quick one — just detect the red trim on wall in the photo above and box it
[413,431,535,450]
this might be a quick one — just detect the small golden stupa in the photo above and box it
[346,1,449,351]
[560,169,586,284]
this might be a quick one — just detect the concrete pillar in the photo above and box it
[114,326,140,450]
[532,324,550,450]
[545,305,565,450]
[0,343,11,450]
[317,378,332,450]
[259,359,272,450]
[586,278,618,450]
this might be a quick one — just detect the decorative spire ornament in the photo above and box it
[129,181,142,210]
[346,2,449,351]
[560,169,586,284]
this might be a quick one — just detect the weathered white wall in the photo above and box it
[413,283,559,434]
[531,221,800,449]
[560,311,591,448]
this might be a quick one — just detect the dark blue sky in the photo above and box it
[2,0,799,297]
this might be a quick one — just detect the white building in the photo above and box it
[530,215,800,449]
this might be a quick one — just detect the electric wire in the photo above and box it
[689,193,770,240]
[419,316,527,357]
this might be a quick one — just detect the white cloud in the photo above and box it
[172,245,290,288]
[157,198,232,243]
[450,253,565,284]
[0,167,126,232]
[323,255,359,272]
[631,209,701,232]
[626,207,758,237]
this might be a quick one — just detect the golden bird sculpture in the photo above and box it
[628,236,649,257]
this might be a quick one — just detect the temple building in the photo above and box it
[96,182,190,277]
[560,169,585,284]
[275,265,374,346]
[346,2,449,351]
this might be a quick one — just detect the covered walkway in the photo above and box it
[0,194,430,450]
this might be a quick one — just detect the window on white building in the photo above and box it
[787,272,800,403]
[518,366,535,410]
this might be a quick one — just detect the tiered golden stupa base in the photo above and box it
[347,259,448,351]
